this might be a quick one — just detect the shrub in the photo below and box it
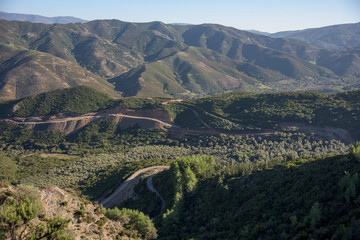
[105,207,157,239]
[349,142,360,161]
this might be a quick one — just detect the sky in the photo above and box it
[0,0,359,33]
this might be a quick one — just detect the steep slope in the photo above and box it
[111,46,261,98]
[181,24,319,61]
[0,19,184,78]
[241,43,335,79]
[112,45,340,98]
[155,152,360,239]
[0,19,359,98]
[82,20,184,75]
[136,21,190,42]
[0,184,157,239]
[272,22,360,49]
[0,44,117,99]
[317,47,360,78]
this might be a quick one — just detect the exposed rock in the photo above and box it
[1,107,173,134]
[0,185,148,240]
[39,186,125,240]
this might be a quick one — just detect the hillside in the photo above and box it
[317,47,360,79]
[1,87,359,139]
[166,90,360,140]
[1,86,116,117]
[110,47,259,98]
[151,150,360,239]
[0,86,359,239]
[0,44,118,99]
[1,12,360,240]
[271,22,360,49]
[0,19,359,99]
[0,184,157,239]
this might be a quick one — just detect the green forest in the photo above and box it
[0,86,360,239]
[152,151,360,239]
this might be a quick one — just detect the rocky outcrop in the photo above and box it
[0,185,156,240]
[40,186,125,240]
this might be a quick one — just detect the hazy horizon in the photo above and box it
[1,0,359,33]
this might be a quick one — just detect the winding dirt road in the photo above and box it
[147,173,167,215]
[100,166,169,208]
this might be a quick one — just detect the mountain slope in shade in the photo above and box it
[0,44,118,99]
[271,22,360,49]
[0,11,87,24]
[317,47,360,78]
[180,24,319,61]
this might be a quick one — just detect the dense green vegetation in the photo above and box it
[119,177,162,218]
[0,87,359,239]
[153,153,360,239]
[0,86,112,117]
[0,86,165,118]
[167,90,360,139]
[0,120,174,156]
[105,207,157,239]
[0,119,348,199]
[10,86,114,117]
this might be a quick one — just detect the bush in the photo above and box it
[105,207,157,239]
[349,142,360,161]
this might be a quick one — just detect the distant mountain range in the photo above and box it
[0,12,359,99]
[271,22,360,49]
[0,11,87,24]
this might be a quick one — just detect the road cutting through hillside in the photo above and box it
[6,113,172,127]
[100,166,169,209]
[2,105,354,143]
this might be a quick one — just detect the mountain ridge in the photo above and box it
[0,11,87,24]
[0,18,359,99]
[271,22,360,49]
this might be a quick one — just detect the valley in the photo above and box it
[0,13,360,240]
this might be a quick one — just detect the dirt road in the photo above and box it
[147,173,166,216]
[100,166,169,208]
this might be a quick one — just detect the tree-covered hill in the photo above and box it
[167,90,360,139]
[152,149,360,239]
[0,86,163,118]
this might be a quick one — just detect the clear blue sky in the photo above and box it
[1,0,359,32]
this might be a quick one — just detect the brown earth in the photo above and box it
[0,106,354,145]
[0,186,138,240]
[1,107,172,134]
